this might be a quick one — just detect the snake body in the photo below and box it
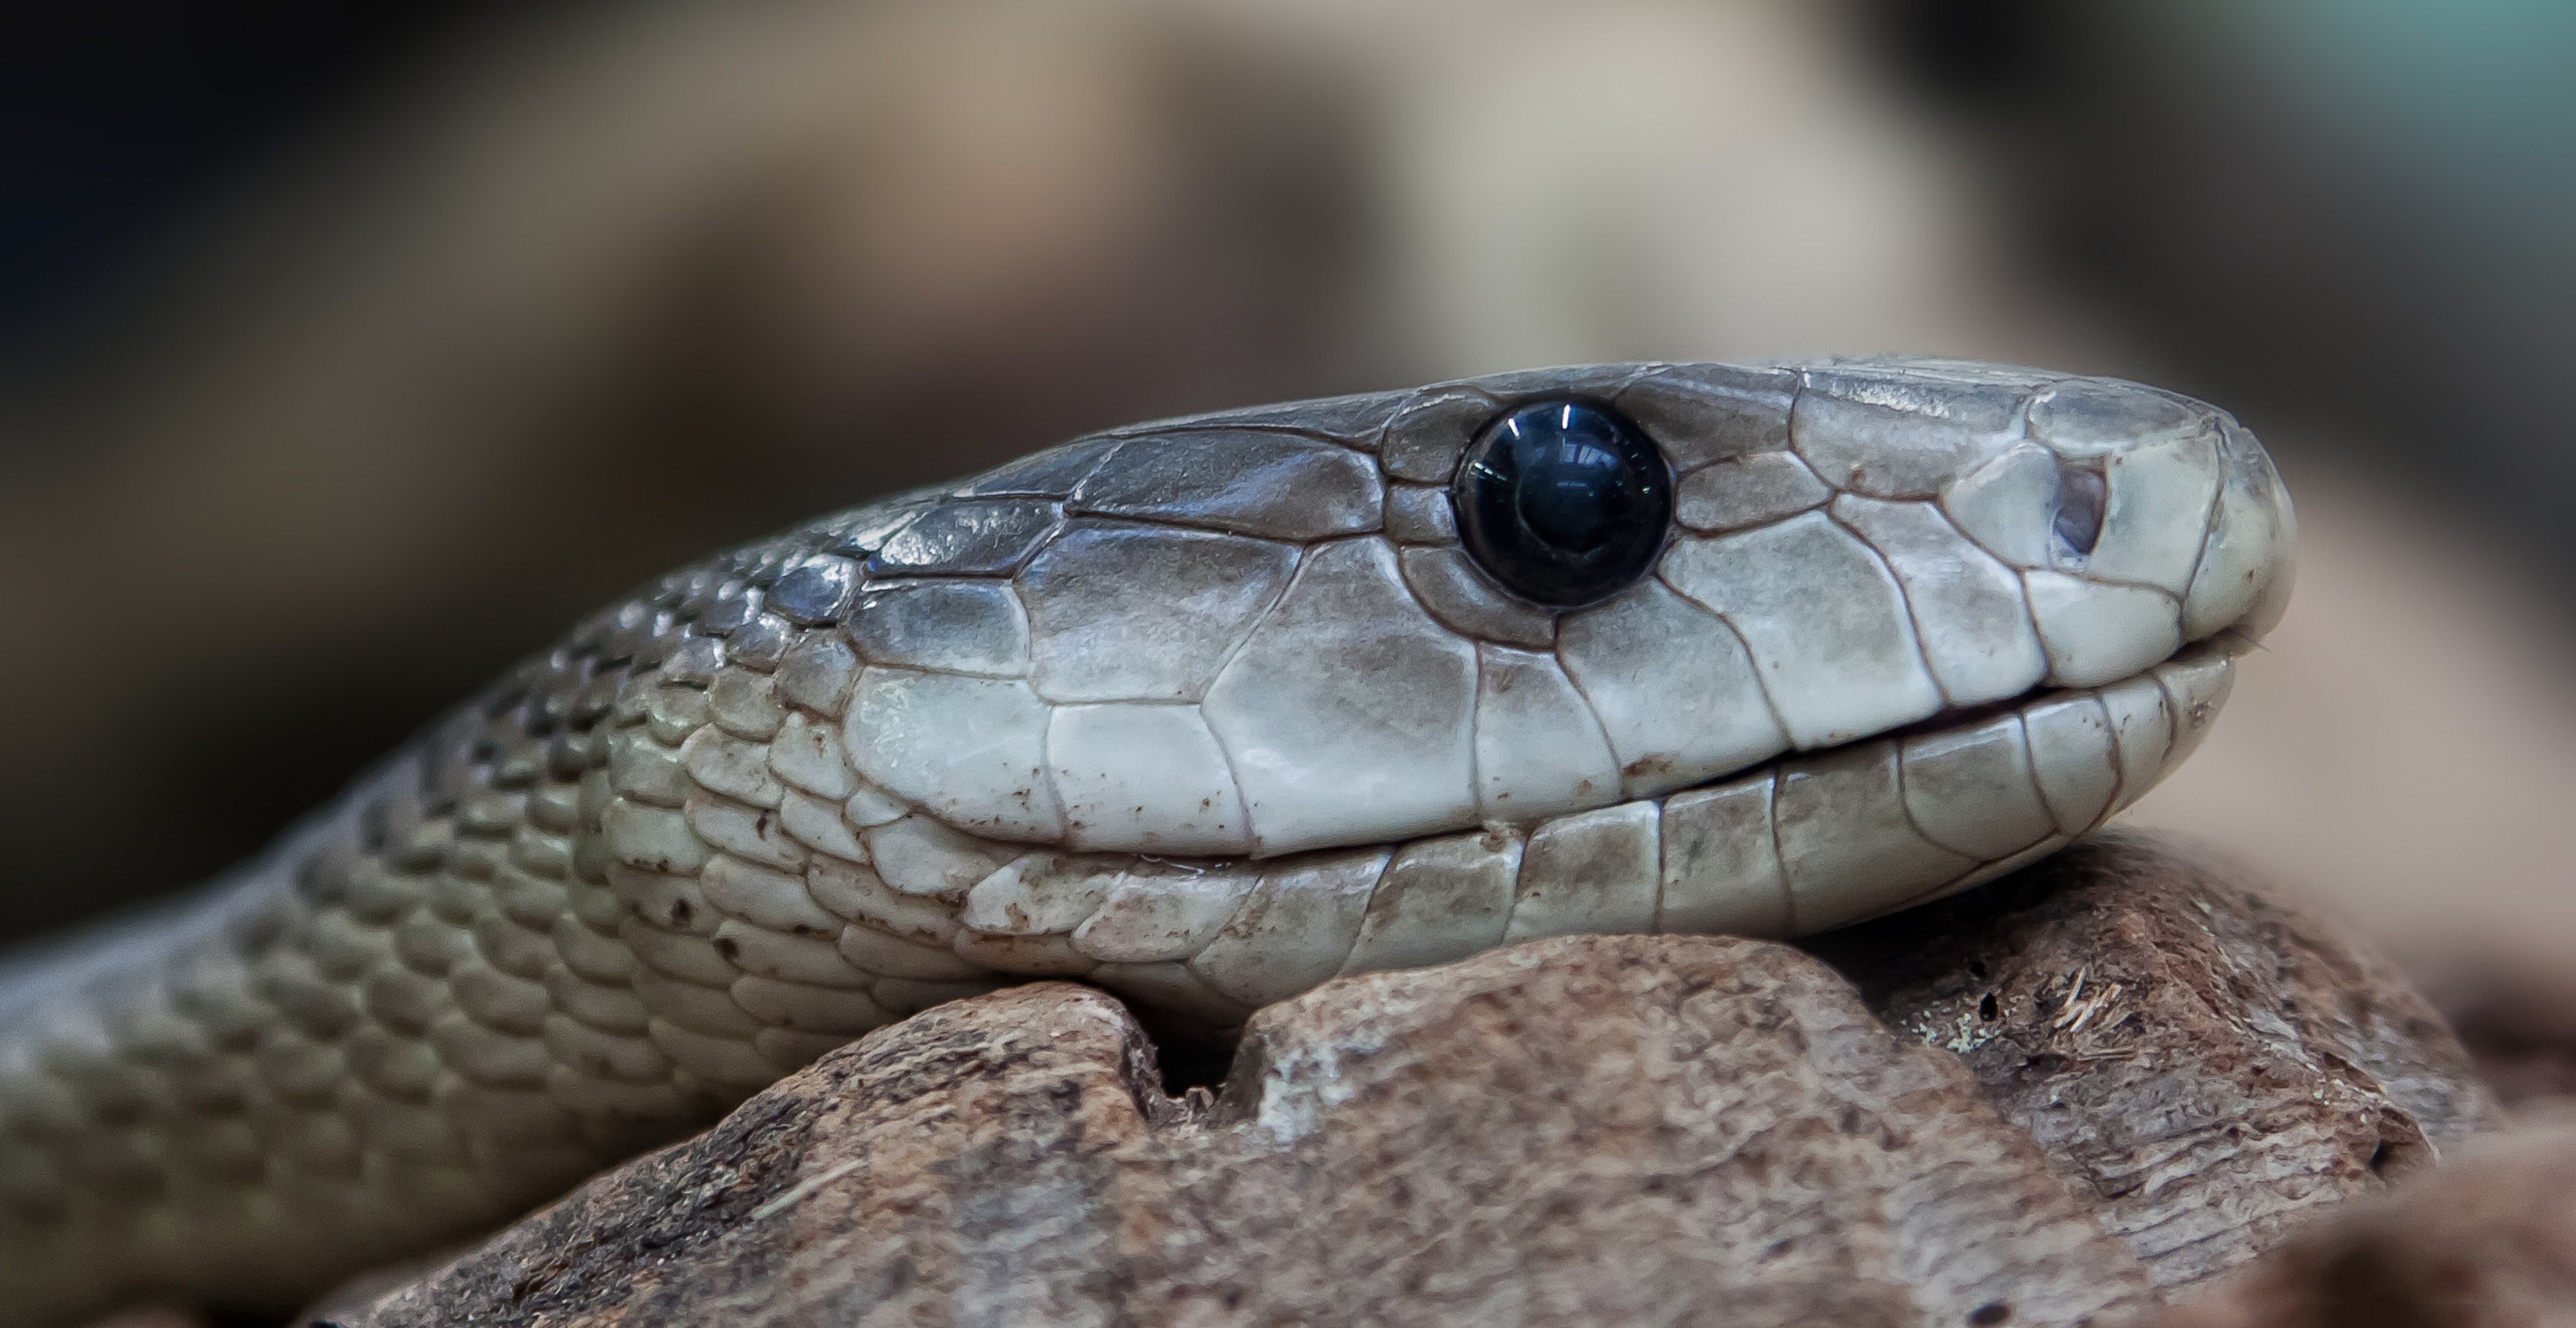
[0,357,2291,1323]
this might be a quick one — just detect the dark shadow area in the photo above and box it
[1125,1007,1243,1100]
[0,0,547,364]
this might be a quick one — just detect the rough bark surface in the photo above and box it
[333,936,2154,1328]
[1808,830,2500,1290]
[2149,1125,2576,1328]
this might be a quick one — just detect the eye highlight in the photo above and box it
[1451,400,1673,607]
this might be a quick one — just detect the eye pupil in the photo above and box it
[1452,400,1672,606]
[1517,439,1629,549]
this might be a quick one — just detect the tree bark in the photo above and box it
[1811,830,2498,1288]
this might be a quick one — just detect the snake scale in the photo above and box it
[0,357,2291,1324]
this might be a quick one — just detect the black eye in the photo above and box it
[1451,400,1673,607]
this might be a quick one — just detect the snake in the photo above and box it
[0,357,2291,1325]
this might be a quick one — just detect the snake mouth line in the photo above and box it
[1597,630,2254,839]
[1864,634,2246,756]
[1099,634,2245,960]
[1790,636,2247,929]
[1197,634,2254,881]
[1020,634,2248,1050]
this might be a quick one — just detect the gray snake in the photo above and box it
[0,357,2293,1324]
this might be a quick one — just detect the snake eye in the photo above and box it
[1451,400,1673,607]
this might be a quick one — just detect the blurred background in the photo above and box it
[1,0,2571,1082]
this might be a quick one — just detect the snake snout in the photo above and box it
[1927,373,2295,687]
[2032,378,2296,647]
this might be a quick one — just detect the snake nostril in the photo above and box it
[2051,459,2106,557]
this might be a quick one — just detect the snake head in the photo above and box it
[801,357,2291,867]
[0,358,2297,1318]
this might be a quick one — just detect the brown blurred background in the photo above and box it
[1,0,2571,1028]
